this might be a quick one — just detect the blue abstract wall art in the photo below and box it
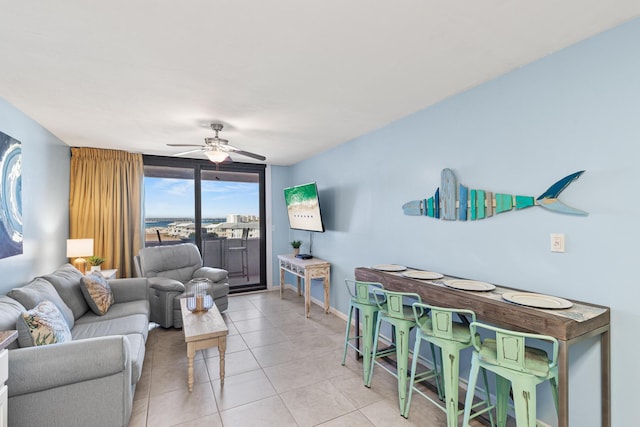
[0,131,22,258]
[403,168,587,220]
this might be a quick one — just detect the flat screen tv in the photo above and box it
[284,182,325,232]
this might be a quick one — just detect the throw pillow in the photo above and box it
[17,300,72,347]
[7,278,75,329]
[80,272,114,315]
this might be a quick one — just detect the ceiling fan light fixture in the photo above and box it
[205,149,230,163]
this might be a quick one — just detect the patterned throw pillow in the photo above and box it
[17,300,72,347]
[81,272,114,315]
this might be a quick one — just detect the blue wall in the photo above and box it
[0,99,71,289]
[272,18,640,426]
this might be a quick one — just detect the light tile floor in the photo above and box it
[129,289,493,427]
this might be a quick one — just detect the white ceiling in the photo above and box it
[1,1,638,166]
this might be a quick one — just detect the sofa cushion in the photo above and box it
[0,296,25,349]
[74,300,150,325]
[81,272,114,315]
[40,263,88,320]
[8,278,75,329]
[17,301,72,347]
[71,313,149,343]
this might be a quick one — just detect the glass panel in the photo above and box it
[143,166,195,247]
[200,169,261,291]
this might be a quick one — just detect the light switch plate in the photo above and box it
[551,233,565,253]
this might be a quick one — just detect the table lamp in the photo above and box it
[66,238,93,274]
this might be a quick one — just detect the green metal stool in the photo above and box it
[341,279,384,385]
[366,290,437,415]
[404,303,495,427]
[463,321,559,427]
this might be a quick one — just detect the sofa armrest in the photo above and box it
[149,277,185,293]
[193,267,228,283]
[8,335,131,397]
[108,277,149,303]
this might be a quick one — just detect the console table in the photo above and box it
[278,254,331,318]
[355,267,610,427]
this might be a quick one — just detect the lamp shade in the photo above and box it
[205,149,230,163]
[66,238,94,258]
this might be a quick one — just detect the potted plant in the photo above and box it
[87,256,106,272]
[290,240,302,256]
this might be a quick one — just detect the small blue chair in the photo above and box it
[341,279,384,384]
[404,303,494,427]
[463,321,559,427]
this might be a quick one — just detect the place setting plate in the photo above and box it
[443,279,496,292]
[372,264,407,272]
[401,270,444,280]
[502,292,573,309]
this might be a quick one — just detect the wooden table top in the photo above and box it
[355,267,609,341]
[180,299,228,342]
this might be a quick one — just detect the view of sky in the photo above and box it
[144,177,259,218]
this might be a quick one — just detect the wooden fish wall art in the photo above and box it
[402,168,587,220]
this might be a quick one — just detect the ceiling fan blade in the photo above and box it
[228,148,266,161]
[167,143,205,147]
[174,148,205,156]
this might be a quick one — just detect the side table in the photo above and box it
[278,254,330,318]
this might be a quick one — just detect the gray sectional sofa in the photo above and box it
[0,264,150,427]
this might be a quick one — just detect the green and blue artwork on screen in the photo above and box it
[284,182,325,232]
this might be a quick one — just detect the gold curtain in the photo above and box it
[69,148,144,278]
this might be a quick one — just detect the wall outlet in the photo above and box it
[551,233,565,253]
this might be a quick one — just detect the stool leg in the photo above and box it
[480,367,496,427]
[395,325,411,414]
[341,304,355,366]
[366,316,383,387]
[441,346,461,427]
[495,375,510,427]
[511,379,538,427]
[550,376,559,415]
[403,331,423,418]
[361,308,377,386]
[462,352,480,426]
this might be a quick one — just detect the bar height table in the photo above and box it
[355,267,610,427]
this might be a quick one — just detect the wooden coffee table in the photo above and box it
[180,298,229,391]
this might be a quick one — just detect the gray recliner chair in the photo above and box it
[134,243,229,328]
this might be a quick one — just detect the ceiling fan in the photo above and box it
[167,123,266,163]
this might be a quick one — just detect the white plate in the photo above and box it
[443,279,496,292]
[502,292,573,309]
[372,264,407,272]
[402,270,444,280]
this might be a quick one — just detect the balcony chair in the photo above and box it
[404,303,495,427]
[341,279,384,385]
[226,228,250,281]
[463,321,559,427]
[366,289,440,416]
[134,242,229,328]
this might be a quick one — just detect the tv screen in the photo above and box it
[284,182,325,232]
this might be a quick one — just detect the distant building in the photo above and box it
[226,214,259,224]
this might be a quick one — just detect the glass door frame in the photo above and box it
[143,155,267,292]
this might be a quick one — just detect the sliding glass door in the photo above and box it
[143,155,266,293]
